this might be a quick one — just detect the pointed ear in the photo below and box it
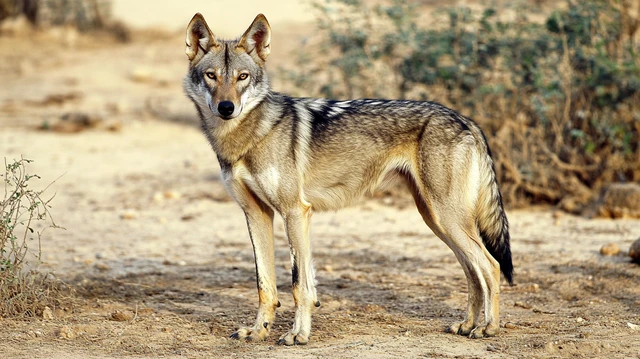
[185,13,218,63]
[238,14,271,62]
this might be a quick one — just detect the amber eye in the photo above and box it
[205,72,216,80]
[238,73,249,81]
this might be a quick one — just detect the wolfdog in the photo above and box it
[183,13,513,345]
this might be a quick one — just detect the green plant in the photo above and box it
[1,157,62,317]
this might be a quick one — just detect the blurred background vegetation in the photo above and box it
[283,0,640,210]
[0,0,128,40]
[0,0,108,28]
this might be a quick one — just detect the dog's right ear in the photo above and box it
[185,13,218,64]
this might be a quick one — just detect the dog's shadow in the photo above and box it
[70,247,461,337]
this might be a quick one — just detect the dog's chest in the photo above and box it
[225,160,281,207]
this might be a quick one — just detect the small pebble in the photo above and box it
[152,192,164,203]
[56,326,76,339]
[110,310,133,322]
[514,301,532,309]
[120,209,138,220]
[95,263,110,271]
[42,306,54,320]
[164,190,181,199]
[129,67,152,83]
[600,243,620,256]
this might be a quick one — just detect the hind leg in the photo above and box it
[447,224,501,338]
[469,246,501,338]
[446,248,484,336]
[406,174,501,338]
[430,217,498,337]
[434,216,501,338]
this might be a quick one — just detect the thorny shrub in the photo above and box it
[282,0,640,209]
[0,157,64,317]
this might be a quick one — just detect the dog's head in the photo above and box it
[183,14,271,121]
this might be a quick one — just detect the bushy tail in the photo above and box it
[476,147,514,285]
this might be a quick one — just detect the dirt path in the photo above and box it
[1,16,640,359]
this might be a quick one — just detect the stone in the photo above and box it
[629,238,640,264]
[595,183,640,219]
[600,243,620,256]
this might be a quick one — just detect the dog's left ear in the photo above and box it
[238,14,271,63]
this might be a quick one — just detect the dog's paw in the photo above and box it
[469,323,499,339]
[277,331,309,346]
[229,326,268,342]
[447,320,475,336]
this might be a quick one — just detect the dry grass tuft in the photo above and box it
[0,157,69,318]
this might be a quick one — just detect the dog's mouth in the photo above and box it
[218,113,235,121]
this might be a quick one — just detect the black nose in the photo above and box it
[218,101,235,118]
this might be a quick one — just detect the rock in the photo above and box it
[35,92,82,107]
[42,306,54,320]
[56,326,77,339]
[110,310,133,322]
[514,301,532,309]
[120,209,138,220]
[94,262,110,271]
[519,283,540,293]
[46,112,104,133]
[629,238,640,264]
[163,190,181,200]
[152,192,164,203]
[593,183,640,219]
[129,67,153,83]
[600,243,620,256]
[105,120,123,132]
[321,265,334,273]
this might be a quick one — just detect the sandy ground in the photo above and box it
[1,7,640,359]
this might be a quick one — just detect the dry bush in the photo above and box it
[282,0,640,209]
[0,158,67,317]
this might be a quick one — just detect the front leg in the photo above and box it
[229,189,279,342]
[278,202,318,346]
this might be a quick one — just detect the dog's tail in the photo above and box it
[476,141,514,285]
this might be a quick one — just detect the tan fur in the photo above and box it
[184,13,513,345]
